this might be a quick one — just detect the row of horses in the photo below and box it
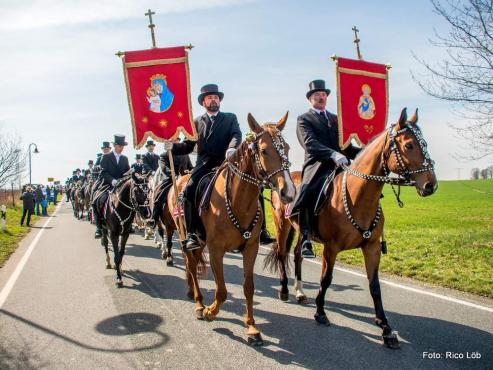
[69,108,437,349]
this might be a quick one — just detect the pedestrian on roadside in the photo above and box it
[46,186,52,204]
[20,185,35,227]
[34,185,44,215]
[53,186,58,205]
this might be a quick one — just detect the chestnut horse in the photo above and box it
[168,112,296,345]
[267,108,437,349]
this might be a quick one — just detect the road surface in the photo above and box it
[0,201,491,369]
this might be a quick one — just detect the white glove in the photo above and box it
[226,148,236,159]
[331,151,348,167]
[111,179,117,187]
[163,140,173,150]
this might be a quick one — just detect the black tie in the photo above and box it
[207,115,215,137]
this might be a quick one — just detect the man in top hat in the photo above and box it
[132,154,144,174]
[143,140,159,174]
[164,83,241,251]
[95,141,112,167]
[93,134,130,238]
[291,80,360,258]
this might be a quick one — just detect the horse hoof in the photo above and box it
[195,308,205,320]
[203,307,216,322]
[144,235,150,240]
[160,251,166,260]
[166,259,174,267]
[383,332,400,349]
[278,291,289,302]
[296,295,308,304]
[106,264,112,269]
[247,333,264,346]
[314,313,330,326]
[116,279,123,287]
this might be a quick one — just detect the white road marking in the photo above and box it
[0,202,62,309]
[259,245,493,313]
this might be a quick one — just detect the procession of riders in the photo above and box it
[63,80,437,348]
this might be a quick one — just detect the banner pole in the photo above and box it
[167,150,187,241]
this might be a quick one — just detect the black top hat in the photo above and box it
[145,140,155,147]
[88,160,94,165]
[306,80,331,99]
[72,170,76,174]
[198,84,224,105]
[135,154,142,160]
[101,141,111,149]
[97,153,102,157]
[113,134,128,146]
[76,168,81,172]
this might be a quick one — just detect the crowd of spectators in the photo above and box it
[19,184,62,226]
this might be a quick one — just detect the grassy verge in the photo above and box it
[264,180,493,298]
[0,201,56,268]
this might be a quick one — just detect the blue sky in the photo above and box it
[0,0,490,184]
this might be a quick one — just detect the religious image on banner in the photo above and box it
[335,57,389,149]
[121,46,198,148]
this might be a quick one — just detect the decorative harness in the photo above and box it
[225,129,291,246]
[342,122,435,240]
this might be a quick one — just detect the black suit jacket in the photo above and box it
[131,162,144,174]
[171,112,242,167]
[292,109,360,210]
[143,152,159,173]
[100,152,130,186]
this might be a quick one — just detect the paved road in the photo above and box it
[0,201,491,370]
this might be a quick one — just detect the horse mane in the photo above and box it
[351,128,388,167]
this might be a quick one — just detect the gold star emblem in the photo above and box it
[177,111,184,118]
[142,116,149,124]
[159,119,168,127]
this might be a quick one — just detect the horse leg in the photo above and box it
[293,234,307,303]
[314,246,337,326]
[276,219,292,301]
[110,232,123,286]
[363,243,400,349]
[184,251,205,318]
[203,248,227,322]
[242,242,263,346]
[117,233,130,286]
[101,228,111,269]
[165,225,174,266]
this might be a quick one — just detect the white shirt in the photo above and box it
[311,108,328,118]
[206,112,218,121]
[113,151,121,164]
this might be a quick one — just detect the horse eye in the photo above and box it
[261,149,268,155]
[405,143,413,150]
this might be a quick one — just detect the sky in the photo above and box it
[0,0,491,185]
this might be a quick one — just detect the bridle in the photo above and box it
[225,129,291,244]
[342,121,435,240]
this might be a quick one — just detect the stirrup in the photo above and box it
[301,238,315,258]
[184,234,200,252]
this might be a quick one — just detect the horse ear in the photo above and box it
[247,113,263,134]
[409,108,418,124]
[276,111,289,131]
[397,107,408,129]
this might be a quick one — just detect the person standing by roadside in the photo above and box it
[34,185,44,216]
[53,185,58,205]
[20,185,35,226]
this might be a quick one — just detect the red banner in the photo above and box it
[122,46,197,148]
[336,57,389,149]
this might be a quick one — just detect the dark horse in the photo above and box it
[94,170,152,286]
[267,108,437,349]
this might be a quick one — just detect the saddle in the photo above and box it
[197,166,224,215]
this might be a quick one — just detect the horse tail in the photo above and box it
[263,225,295,274]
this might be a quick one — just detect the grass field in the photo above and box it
[264,180,493,298]
[0,201,56,267]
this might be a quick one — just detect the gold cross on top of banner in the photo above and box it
[145,9,157,48]
[352,26,362,60]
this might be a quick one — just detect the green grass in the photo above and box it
[0,201,56,267]
[264,180,493,298]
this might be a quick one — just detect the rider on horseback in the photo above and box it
[290,80,361,258]
[163,84,242,252]
[131,154,145,174]
[93,135,130,238]
[143,140,159,174]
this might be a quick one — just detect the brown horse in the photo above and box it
[267,108,437,349]
[83,176,94,222]
[168,112,296,345]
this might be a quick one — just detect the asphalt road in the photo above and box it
[0,201,491,370]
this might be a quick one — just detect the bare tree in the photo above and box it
[480,168,489,178]
[471,167,480,179]
[412,0,493,159]
[0,129,25,189]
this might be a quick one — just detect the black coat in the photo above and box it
[292,109,360,210]
[95,154,103,167]
[163,151,193,176]
[20,191,35,210]
[171,112,242,167]
[100,152,130,186]
[143,152,159,173]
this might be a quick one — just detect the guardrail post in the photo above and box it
[1,205,6,231]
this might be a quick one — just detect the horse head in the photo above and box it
[386,108,438,197]
[245,112,296,204]
[130,170,153,222]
